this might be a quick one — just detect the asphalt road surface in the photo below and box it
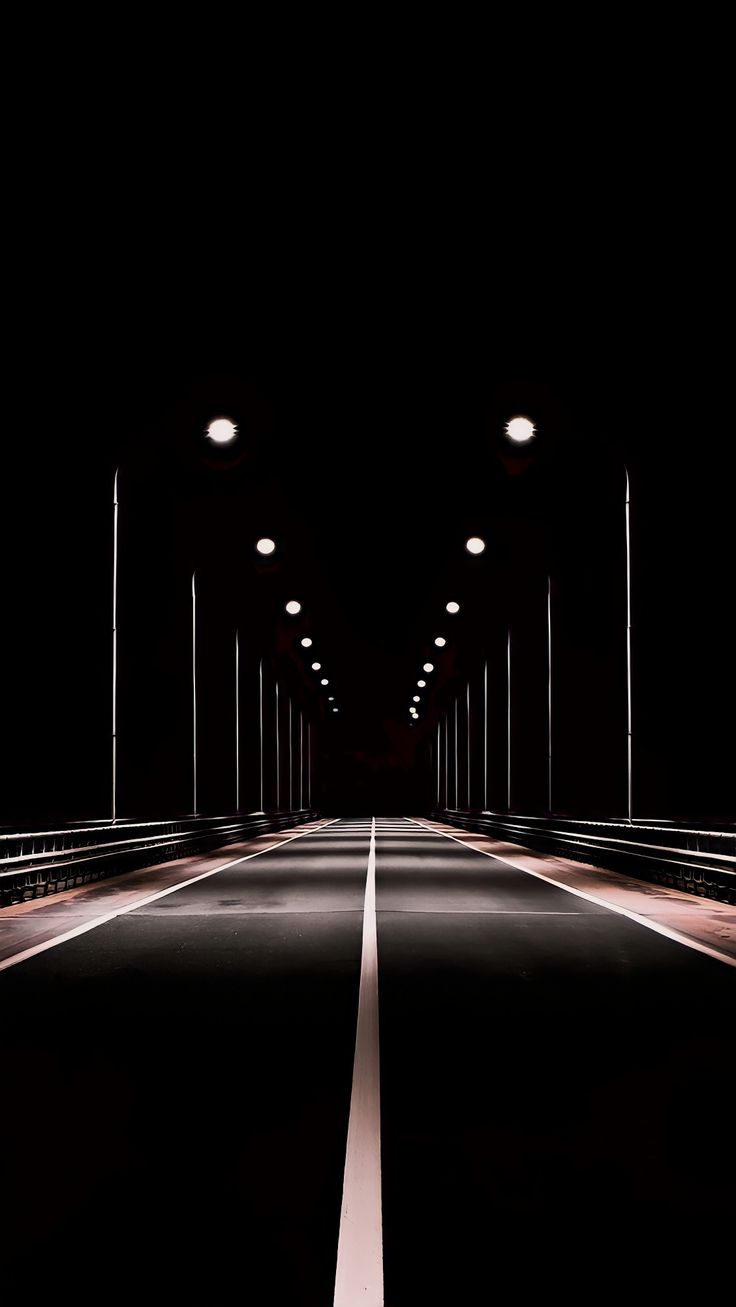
[1,818,733,1304]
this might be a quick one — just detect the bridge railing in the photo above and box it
[434,810,736,905]
[0,810,319,908]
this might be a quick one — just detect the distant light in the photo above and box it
[256,537,276,555]
[446,601,460,614]
[285,600,302,615]
[328,696,334,701]
[465,537,486,555]
[423,663,434,673]
[434,637,446,647]
[206,416,237,445]
[506,415,536,445]
[417,679,426,688]
[311,662,321,671]
[332,707,339,713]
[301,637,313,648]
[413,695,420,702]
[321,678,329,686]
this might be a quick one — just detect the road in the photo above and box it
[1,817,734,1304]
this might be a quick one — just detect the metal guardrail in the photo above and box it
[0,810,319,908]
[434,810,736,905]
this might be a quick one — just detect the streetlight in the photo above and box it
[446,601,460,614]
[256,537,276,555]
[332,707,339,713]
[328,696,334,701]
[505,415,536,445]
[192,570,198,813]
[111,469,119,821]
[285,600,302,615]
[417,679,426,687]
[321,678,329,686]
[465,537,486,555]
[311,662,322,670]
[423,663,434,673]
[205,416,238,445]
[435,636,446,648]
[301,637,313,648]
[413,695,420,702]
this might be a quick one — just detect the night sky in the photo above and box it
[3,264,733,827]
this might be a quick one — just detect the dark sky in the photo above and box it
[2,256,734,825]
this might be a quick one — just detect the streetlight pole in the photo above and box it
[436,721,441,809]
[444,713,449,810]
[259,658,264,812]
[507,629,511,812]
[235,630,240,812]
[466,679,471,808]
[289,696,293,811]
[483,659,488,812]
[112,469,119,823]
[275,679,280,811]
[625,466,633,823]
[192,570,198,814]
[299,710,304,810]
[547,578,552,814]
[454,697,459,810]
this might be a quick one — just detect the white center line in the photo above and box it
[334,816,383,1307]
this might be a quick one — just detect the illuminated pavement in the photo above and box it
[1,818,734,1303]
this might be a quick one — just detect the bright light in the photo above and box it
[417,679,426,688]
[285,600,302,615]
[256,537,276,555]
[332,707,339,713]
[423,663,434,673]
[446,601,460,614]
[311,662,321,671]
[321,678,329,686]
[328,696,334,701]
[413,695,420,702]
[434,637,446,647]
[506,415,536,445]
[205,417,237,445]
[465,537,486,555]
[301,637,313,648]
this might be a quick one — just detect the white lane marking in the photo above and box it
[0,819,340,974]
[404,818,736,970]
[334,816,383,1307]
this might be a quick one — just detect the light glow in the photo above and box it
[423,663,434,673]
[465,537,485,555]
[446,601,460,614]
[434,637,446,647]
[505,415,536,445]
[321,678,329,685]
[413,695,420,702]
[311,662,322,670]
[285,600,302,615]
[206,416,237,445]
[417,679,426,687]
[301,637,313,647]
[256,537,276,555]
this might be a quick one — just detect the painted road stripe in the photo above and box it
[334,816,383,1307]
[405,818,736,970]
[0,819,339,974]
